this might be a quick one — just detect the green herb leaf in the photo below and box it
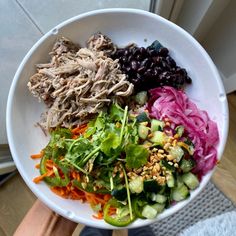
[84,126,96,138]
[94,112,106,130]
[100,133,120,156]
[109,103,124,121]
[48,128,72,148]
[125,144,149,168]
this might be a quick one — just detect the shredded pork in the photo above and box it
[27,34,133,130]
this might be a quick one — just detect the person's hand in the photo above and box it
[14,199,77,236]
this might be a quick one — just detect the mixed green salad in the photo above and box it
[34,102,201,226]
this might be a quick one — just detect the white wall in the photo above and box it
[201,0,236,93]
[174,0,235,93]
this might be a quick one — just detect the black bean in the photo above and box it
[148,49,156,57]
[131,60,138,71]
[143,71,152,79]
[132,47,139,56]
[136,73,142,80]
[137,66,146,74]
[154,67,163,74]
[170,67,177,72]
[140,58,150,68]
[127,55,133,63]
[121,64,126,71]
[121,56,127,63]
[176,68,187,76]
[140,47,146,55]
[166,56,176,67]
[186,76,192,83]
[171,75,178,83]
[136,54,143,61]
[125,66,132,73]
[155,56,163,66]
[158,47,169,57]
[150,62,155,68]
[124,49,129,56]
[131,78,138,84]
[115,43,191,91]
[162,61,171,70]
[144,70,152,79]
[178,76,185,85]
[116,49,125,57]
[153,69,159,76]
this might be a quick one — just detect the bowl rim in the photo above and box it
[6,8,229,229]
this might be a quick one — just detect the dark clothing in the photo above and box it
[80,226,155,236]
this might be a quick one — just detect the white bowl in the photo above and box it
[6,8,228,229]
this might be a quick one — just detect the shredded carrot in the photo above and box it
[51,187,68,199]
[104,194,112,201]
[35,163,40,169]
[108,207,117,216]
[31,141,112,220]
[33,169,54,183]
[46,161,55,169]
[31,151,44,159]
[71,124,88,135]
[71,171,80,181]
[93,211,103,219]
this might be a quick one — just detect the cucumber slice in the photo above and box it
[144,180,161,193]
[141,205,157,219]
[176,175,184,188]
[171,184,189,201]
[151,119,165,132]
[175,126,184,137]
[160,160,175,171]
[151,193,167,204]
[135,91,148,105]
[148,40,163,51]
[143,141,153,148]
[129,176,144,194]
[166,173,175,188]
[149,131,167,146]
[138,125,149,139]
[136,112,150,123]
[182,172,199,190]
[151,203,165,213]
[111,187,127,201]
[169,146,184,162]
[180,158,196,173]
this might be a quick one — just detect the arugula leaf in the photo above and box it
[100,133,121,156]
[125,144,149,168]
[109,103,124,121]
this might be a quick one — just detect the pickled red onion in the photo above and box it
[147,86,219,178]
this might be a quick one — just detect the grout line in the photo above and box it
[15,0,44,35]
